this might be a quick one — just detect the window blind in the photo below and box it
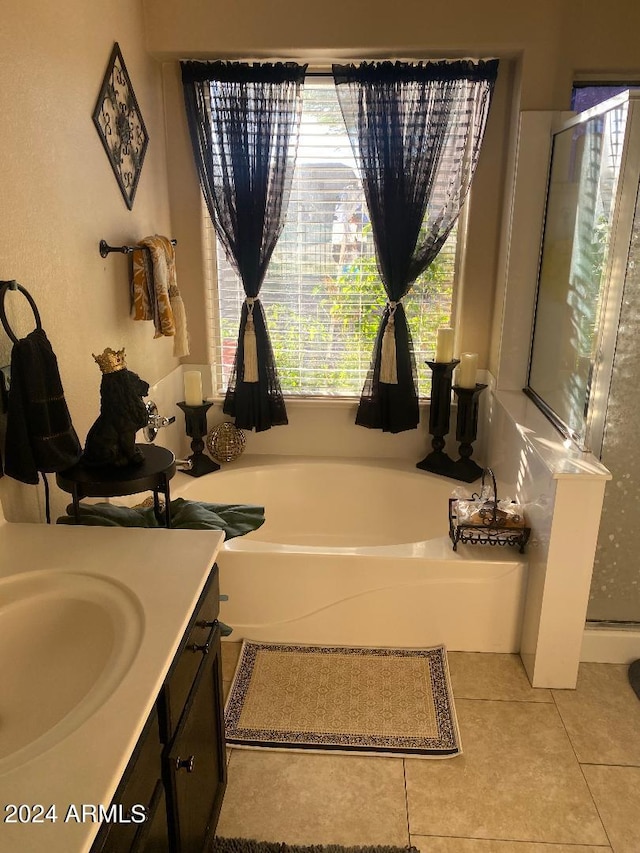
[206,80,457,396]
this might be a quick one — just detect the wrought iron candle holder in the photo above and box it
[450,384,488,483]
[176,401,220,477]
[417,359,459,475]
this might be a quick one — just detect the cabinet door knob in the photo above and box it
[196,619,218,629]
[175,755,195,773]
[189,642,210,655]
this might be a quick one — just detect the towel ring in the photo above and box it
[0,281,43,344]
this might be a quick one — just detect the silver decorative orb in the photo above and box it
[206,421,246,463]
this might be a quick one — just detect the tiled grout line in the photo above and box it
[435,685,614,850]
[401,758,412,848]
[410,832,613,848]
[549,684,614,851]
[446,696,552,703]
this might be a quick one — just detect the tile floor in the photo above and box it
[217,643,640,853]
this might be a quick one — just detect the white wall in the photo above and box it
[0,0,176,522]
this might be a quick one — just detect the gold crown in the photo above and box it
[93,347,127,374]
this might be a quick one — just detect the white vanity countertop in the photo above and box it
[0,521,225,853]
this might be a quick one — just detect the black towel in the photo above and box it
[4,328,81,484]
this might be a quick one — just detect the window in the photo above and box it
[571,83,637,113]
[206,79,458,397]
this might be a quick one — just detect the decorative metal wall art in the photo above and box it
[92,43,149,210]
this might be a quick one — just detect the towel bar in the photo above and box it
[99,239,177,258]
[0,280,43,344]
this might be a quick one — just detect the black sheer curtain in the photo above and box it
[181,61,306,431]
[333,60,499,433]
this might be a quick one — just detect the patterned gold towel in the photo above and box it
[131,235,189,356]
[131,245,153,322]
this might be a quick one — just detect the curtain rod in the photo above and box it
[179,57,499,69]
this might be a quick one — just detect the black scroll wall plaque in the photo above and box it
[92,43,149,210]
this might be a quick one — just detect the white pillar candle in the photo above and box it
[435,327,454,362]
[457,353,478,389]
[184,370,203,406]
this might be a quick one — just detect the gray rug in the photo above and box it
[212,840,418,853]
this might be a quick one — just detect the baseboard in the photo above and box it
[581,623,640,663]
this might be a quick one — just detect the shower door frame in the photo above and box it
[525,89,640,456]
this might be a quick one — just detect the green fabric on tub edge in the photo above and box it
[57,497,265,540]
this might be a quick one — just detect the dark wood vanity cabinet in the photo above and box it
[165,629,226,853]
[91,565,227,853]
[91,709,169,853]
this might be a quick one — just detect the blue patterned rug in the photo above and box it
[225,640,461,758]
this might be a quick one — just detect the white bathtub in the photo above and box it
[174,456,528,652]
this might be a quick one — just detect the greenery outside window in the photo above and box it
[206,79,459,398]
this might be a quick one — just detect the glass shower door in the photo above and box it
[526,90,640,622]
[526,90,640,454]
[589,177,640,621]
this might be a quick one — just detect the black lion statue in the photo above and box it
[83,348,150,467]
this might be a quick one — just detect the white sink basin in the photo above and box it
[0,571,144,772]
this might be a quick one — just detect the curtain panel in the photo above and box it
[333,59,499,433]
[181,60,306,431]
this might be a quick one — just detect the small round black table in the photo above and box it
[56,444,177,528]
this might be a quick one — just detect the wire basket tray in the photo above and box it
[448,468,531,554]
